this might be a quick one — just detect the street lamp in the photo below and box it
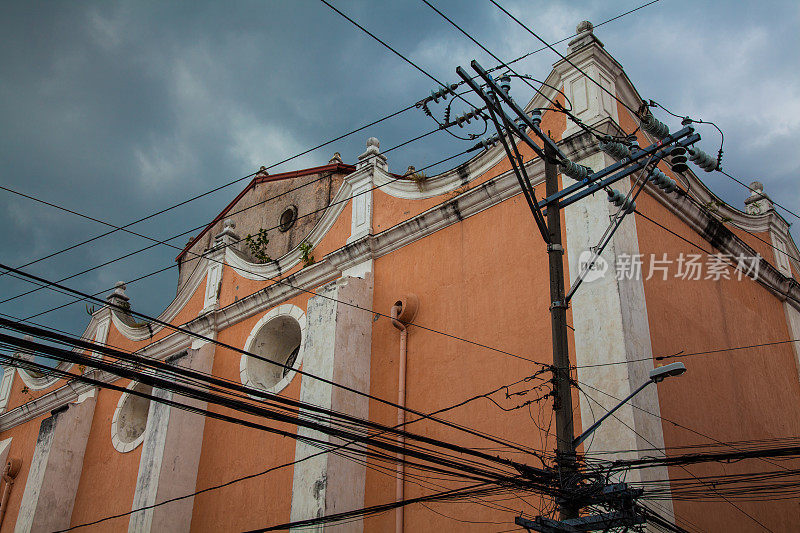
[573,362,687,448]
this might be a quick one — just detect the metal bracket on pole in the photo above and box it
[536,126,697,210]
[470,60,567,163]
[456,66,552,163]
[463,67,551,243]
[516,511,646,532]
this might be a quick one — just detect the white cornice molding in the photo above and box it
[0,380,93,431]
[110,256,209,341]
[0,164,538,431]
[372,143,509,200]
[658,190,800,310]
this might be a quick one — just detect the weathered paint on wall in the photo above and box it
[189,293,310,532]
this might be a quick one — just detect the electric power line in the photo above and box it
[0,262,555,461]
[576,382,774,532]
[487,0,646,120]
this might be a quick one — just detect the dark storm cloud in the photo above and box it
[1,0,798,338]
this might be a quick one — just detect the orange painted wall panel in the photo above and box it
[636,190,800,532]
[0,412,49,533]
[69,380,144,531]
[366,187,579,531]
[190,293,310,532]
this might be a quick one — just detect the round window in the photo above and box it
[279,205,298,232]
[241,307,305,394]
[112,382,152,452]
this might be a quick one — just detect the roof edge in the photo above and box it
[175,162,355,261]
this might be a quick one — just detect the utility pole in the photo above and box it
[451,58,697,531]
[544,139,577,520]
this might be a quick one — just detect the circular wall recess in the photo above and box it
[111,381,153,453]
[240,304,306,395]
[278,205,298,232]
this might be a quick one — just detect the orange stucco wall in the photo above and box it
[1,89,798,533]
[616,98,800,531]
[0,412,48,533]
[190,292,310,532]
[636,190,800,531]
[69,380,144,531]
[366,181,581,531]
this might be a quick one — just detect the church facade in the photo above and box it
[0,22,799,533]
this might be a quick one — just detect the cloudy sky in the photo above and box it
[1,0,798,340]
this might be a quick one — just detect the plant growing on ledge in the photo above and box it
[404,166,427,191]
[299,242,315,268]
[245,228,272,263]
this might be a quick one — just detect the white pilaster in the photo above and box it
[15,391,96,533]
[128,346,214,533]
[0,367,15,414]
[290,275,373,531]
[556,25,621,139]
[347,138,386,246]
[202,261,223,314]
[564,150,674,522]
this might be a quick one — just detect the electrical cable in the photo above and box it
[46,363,546,531]
[717,168,800,222]
[3,148,555,370]
[0,103,419,279]
[420,0,631,144]
[0,265,553,463]
[0,126,442,307]
[13,350,532,532]
[317,0,483,116]
[0,335,533,487]
[0,304,546,465]
[3,333,555,532]
[0,304,551,460]
[576,382,775,532]
[488,0,647,120]
[4,34,582,281]
[640,99,800,223]
[574,337,800,369]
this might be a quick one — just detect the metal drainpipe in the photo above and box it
[0,459,21,529]
[390,295,418,533]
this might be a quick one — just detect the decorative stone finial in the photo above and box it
[329,152,343,164]
[744,180,773,215]
[18,336,35,362]
[568,19,603,53]
[107,281,130,308]
[357,136,388,171]
[214,218,240,249]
